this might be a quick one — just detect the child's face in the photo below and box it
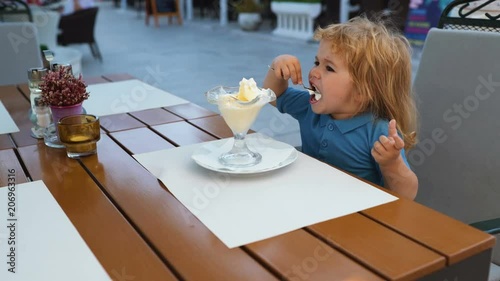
[309,40,361,120]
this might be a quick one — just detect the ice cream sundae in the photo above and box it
[204,78,276,167]
[217,78,269,134]
[235,78,261,102]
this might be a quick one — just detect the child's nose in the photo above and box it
[309,68,319,80]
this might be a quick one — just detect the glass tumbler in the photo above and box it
[57,114,100,158]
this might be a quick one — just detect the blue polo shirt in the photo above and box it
[277,87,410,186]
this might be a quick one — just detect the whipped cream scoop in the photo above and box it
[304,86,321,101]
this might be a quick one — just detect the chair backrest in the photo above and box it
[145,0,182,26]
[32,9,60,50]
[0,0,33,22]
[58,7,98,45]
[0,22,43,85]
[411,28,500,223]
[438,0,500,32]
[411,28,500,266]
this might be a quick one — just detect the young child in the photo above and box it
[263,16,418,199]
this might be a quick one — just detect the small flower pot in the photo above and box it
[238,13,262,31]
[44,103,84,148]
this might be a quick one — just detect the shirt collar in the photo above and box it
[319,112,375,134]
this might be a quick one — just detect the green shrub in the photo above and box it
[232,0,263,13]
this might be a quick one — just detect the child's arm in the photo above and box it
[264,55,303,106]
[371,120,419,200]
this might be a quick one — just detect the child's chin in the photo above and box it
[310,105,322,115]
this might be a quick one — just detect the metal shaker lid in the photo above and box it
[42,50,54,70]
[27,68,48,81]
[51,63,73,75]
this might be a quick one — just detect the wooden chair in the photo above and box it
[145,0,182,27]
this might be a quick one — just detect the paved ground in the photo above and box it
[78,1,421,147]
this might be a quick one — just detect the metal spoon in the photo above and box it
[302,84,316,96]
[301,84,322,101]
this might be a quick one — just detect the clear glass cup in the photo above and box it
[205,86,276,167]
[57,114,100,159]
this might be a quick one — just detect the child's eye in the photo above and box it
[326,66,336,72]
[314,61,319,66]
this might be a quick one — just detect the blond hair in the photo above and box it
[314,16,418,149]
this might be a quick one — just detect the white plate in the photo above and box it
[191,134,298,174]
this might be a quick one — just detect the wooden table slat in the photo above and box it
[188,115,234,139]
[0,149,29,186]
[18,143,178,281]
[80,135,278,281]
[129,108,183,126]
[99,113,146,133]
[0,85,38,147]
[247,229,385,281]
[17,84,30,100]
[362,199,496,265]
[0,135,14,150]
[110,127,175,155]
[165,103,218,120]
[152,121,217,146]
[309,213,446,281]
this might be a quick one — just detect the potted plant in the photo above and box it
[40,66,89,108]
[232,0,263,31]
[40,66,90,148]
[270,0,322,40]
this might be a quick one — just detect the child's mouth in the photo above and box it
[308,87,322,104]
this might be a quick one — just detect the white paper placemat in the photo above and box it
[84,79,189,116]
[0,101,19,134]
[0,181,111,280]
[134,134,398,248]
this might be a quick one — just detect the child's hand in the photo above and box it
[270,55,303,85]
[371,119,405,167]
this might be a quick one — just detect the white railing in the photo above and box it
[340,0,360,23]
[271,2,321,40]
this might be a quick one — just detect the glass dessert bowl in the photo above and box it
[206,78,276,168]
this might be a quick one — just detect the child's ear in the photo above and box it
[353,89,365,103]
[353,90,369,111]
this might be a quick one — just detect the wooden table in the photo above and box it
[0,74,496,281]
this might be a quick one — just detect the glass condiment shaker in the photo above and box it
[28,67,51,138]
